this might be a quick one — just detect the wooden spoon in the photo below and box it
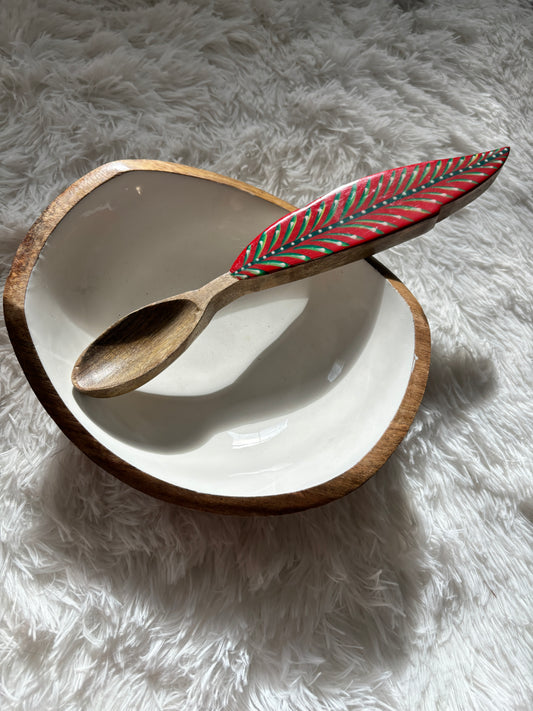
[72,147,509,397]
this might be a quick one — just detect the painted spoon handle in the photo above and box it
[229,147,509,280]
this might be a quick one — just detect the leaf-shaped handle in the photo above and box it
[230,147,509,279]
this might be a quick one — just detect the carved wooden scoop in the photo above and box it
[72,147,509,397]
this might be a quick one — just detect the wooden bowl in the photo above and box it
[4,161,430,515]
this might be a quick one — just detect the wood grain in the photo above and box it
[3,160,431,515]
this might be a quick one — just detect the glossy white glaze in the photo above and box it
[25,170,415,497]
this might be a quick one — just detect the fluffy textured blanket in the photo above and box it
[1,1,531,709]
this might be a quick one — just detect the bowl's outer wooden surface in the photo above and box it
[3,161,430,515]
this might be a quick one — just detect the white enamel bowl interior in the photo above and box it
[26,170,416,498]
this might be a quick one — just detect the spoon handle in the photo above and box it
[230,147,509,280]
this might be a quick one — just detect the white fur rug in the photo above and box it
[1,1,532,709]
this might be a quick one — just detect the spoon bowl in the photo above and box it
[73,297,202,396]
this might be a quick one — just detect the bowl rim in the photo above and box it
[3,160,431,515]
